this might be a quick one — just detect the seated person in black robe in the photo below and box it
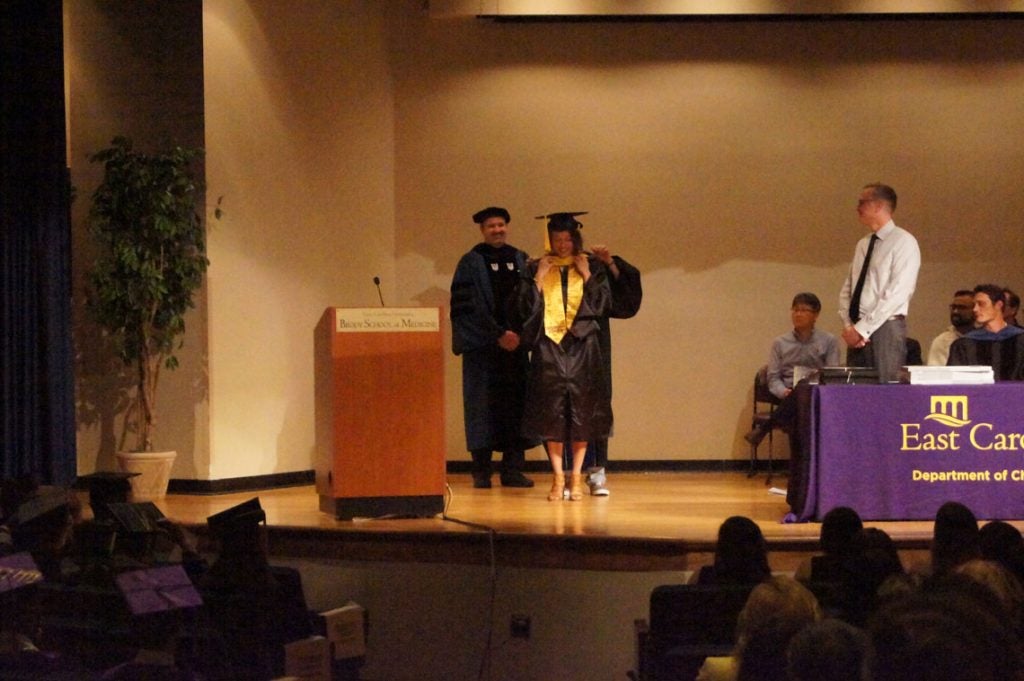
[948,284,1024,381]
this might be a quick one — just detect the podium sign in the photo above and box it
[315,307,445,519]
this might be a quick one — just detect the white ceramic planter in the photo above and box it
[115,450,177,500]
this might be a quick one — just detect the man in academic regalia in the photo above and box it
[450,207,537,488]
[948,283,1024,380]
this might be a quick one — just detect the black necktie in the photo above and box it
[849,234,878,324]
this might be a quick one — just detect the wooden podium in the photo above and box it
[314,307,446,520]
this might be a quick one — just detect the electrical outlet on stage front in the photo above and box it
[510,614,531,639]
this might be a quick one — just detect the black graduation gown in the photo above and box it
[516,257,613,442]
[947,332,1024,381]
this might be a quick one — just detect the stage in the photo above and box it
[152,471,973,573]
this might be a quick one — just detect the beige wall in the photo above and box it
[71,1,1024,480]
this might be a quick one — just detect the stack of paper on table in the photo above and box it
[905,365,994,385]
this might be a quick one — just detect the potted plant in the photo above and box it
[86,136,208,497]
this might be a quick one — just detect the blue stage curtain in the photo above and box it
[1,0,77,484]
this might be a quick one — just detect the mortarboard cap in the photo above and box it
[116,564,203,616]
[78,471,139,519]
[105,501,166,535]
[0,552,44,595]
[206,497,265,536]
[535,212,587,231]
[9,490,70,529]
[472,206,510,224]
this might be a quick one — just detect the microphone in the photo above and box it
[373,276,385,307]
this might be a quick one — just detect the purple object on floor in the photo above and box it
[0,552,43,594]
[116,564,203,615]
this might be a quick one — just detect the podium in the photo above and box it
[315,307,446,520]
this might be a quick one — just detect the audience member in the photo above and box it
[926,289,975,366]
[794,505,862,584]
[1006,287,1021,326]
[696,576,821,681]
[954,558,1024,639]
[694,516,772,586]
[839,527,905,626]
[930,500,980,577]
[198,499,312,680]
[979,520,1024,584]
[745,292,839,450]
[786,618,867,681]
[948,283,1024,380]
[869,574,1024,681]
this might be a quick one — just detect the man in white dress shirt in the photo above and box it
[838,183,921,383]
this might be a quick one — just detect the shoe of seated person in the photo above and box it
[744,425,768,446]
[499,470,535,488]
[586,467,610,496]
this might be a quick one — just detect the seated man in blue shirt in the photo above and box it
[948,283,1024,381]
[745,292,840,446]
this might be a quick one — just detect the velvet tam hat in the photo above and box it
[472,206,510,224]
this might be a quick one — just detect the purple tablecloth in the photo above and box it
[793,383,1024,521]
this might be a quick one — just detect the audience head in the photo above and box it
[932,501,980,576]
[949,289,977,331]
[839,527,905,627]
[979,520,1024,582]
[954,559,1024,634]
[735,576,821,681]
[787,618,867,681]
[819,506,863,558]
[1005,287,1021,325]
[713,515,771,586]
[0,476,39,523]
[869,574,1024,681]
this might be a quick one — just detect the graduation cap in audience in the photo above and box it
[106,501,166,535]
[115,563,203,616]
[8,490,72,549]
[9,490,70,529]
[78,471,140,521]
[0,552,44,595]
[206,497,265,538]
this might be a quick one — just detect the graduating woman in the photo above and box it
[516,212,612,501]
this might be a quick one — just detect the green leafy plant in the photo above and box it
[87,136,208,452]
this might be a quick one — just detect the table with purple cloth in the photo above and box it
[787,383,1024,521]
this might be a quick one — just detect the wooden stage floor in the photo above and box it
[149,471,984,573]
